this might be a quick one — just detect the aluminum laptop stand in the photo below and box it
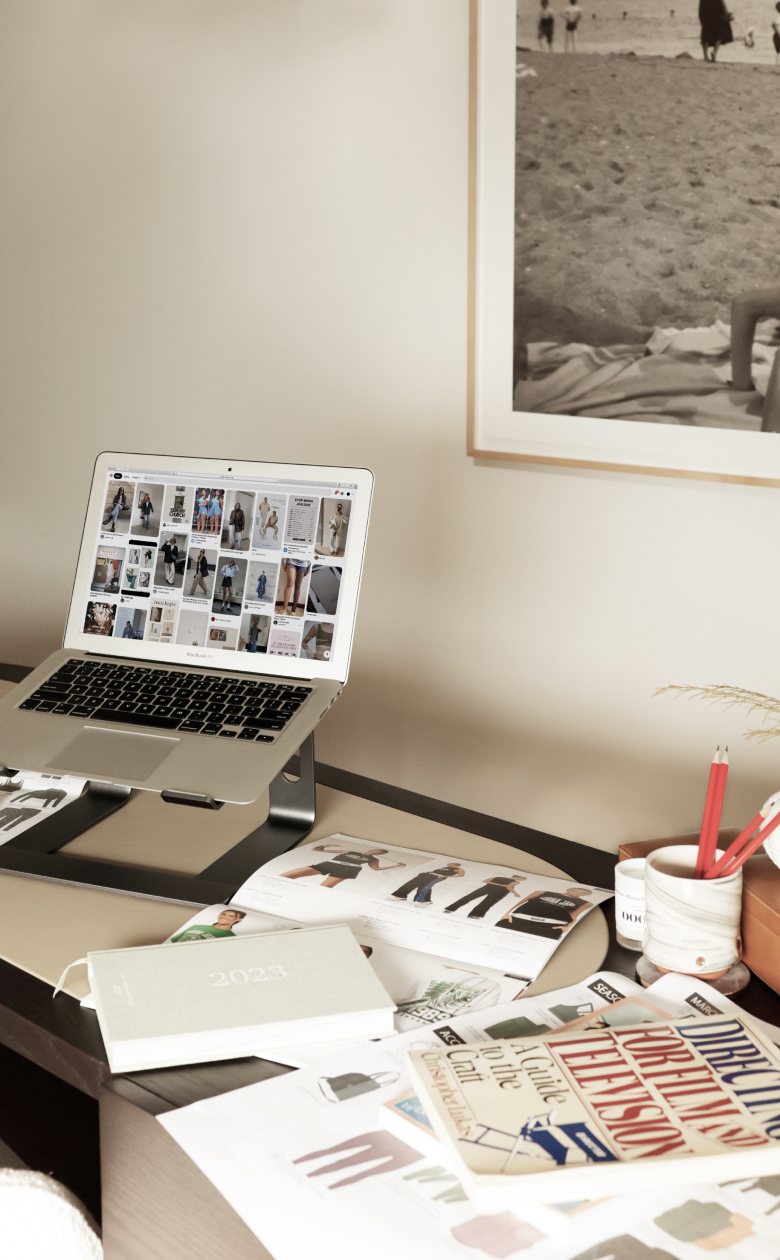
[0,734,316,908]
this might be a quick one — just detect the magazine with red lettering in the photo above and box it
[406,1014,780,1208]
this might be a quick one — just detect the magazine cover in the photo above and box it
[406,1015,780,1206]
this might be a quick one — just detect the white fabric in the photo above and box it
[0,1168,102,1259]
[513,319,780,430]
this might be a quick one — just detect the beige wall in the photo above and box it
[1,1,779,854]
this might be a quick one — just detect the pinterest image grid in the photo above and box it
[85,475,351,664]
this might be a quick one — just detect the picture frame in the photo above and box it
[466,0,780,486]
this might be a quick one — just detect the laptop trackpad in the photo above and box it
[47,727,179,781]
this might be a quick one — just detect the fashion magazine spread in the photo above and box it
[158,970,780,1260]
[230,832,612,981]
[406,1014,780,1205]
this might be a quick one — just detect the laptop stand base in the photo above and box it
[0,734,316,907]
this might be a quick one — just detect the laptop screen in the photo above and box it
[63,455,373,683]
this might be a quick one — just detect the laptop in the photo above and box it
[0,452,373,804]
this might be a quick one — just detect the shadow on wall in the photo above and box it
[314,667,780,855]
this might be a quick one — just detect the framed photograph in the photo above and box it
[467,0,780,485]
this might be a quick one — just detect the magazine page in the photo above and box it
[645,971,780,1050]
[232,832,612,979]
[158,972,642,1255]
[0,770,85,844]
[159,975,780,1260]
[406,1015,780,1204]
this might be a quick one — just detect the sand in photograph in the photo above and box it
[514,52,780,361]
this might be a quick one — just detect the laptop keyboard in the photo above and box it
[17,659,312,743]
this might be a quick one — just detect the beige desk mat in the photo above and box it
[0,682,609,1001]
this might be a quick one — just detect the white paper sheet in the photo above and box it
[0,770,85,843]
[159,968,780,1260]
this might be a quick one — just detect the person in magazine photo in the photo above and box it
[279,842,407,888]
[512,1,780,433]
[443,872,528,919]
[171,908,246,942]
[496,886,595,938]
[390,862,466,906]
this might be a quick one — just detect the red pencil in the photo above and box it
[705,807,767,881]
[713,808,780,877]
[702,747,729,876]
[695,748,720,879]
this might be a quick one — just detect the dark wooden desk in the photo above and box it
[0,663,778,1257]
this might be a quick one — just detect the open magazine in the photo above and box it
[231,832,612,977]
[82,831,609,1055]
[158,970,780,1260]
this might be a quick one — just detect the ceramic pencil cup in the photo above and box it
[636,844,749,995]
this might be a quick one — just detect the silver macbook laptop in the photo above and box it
[0,452,373,804]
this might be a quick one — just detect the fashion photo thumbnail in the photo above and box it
[315,498,350,558]
[251,494,286,551]
[221,490,255,553]
[155,534,188,590]
[101,482,135,535]
[275,557,311,617]
[213,555,247,616]
[131,483,163,536]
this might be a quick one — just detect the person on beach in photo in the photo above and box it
[162,536,178,584]
[279,557,311,615]
[171,908,246,942]
[229,500,245,550]
[730,287,780,432]
[562,0,582,51]
[219,559,239,610]
[267,509,279,541]
[538,0,554,49]
[139,492,154,529]
[280,843,407,888]
[699,0,733,61]
[188,549,210,597]
[329,503,345,554]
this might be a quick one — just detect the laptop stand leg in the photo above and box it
[0,735,316,904]
[199,732,317,885]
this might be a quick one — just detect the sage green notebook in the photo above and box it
[88,923,395,1073]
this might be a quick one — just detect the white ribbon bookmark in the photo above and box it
[53,958,88,999]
